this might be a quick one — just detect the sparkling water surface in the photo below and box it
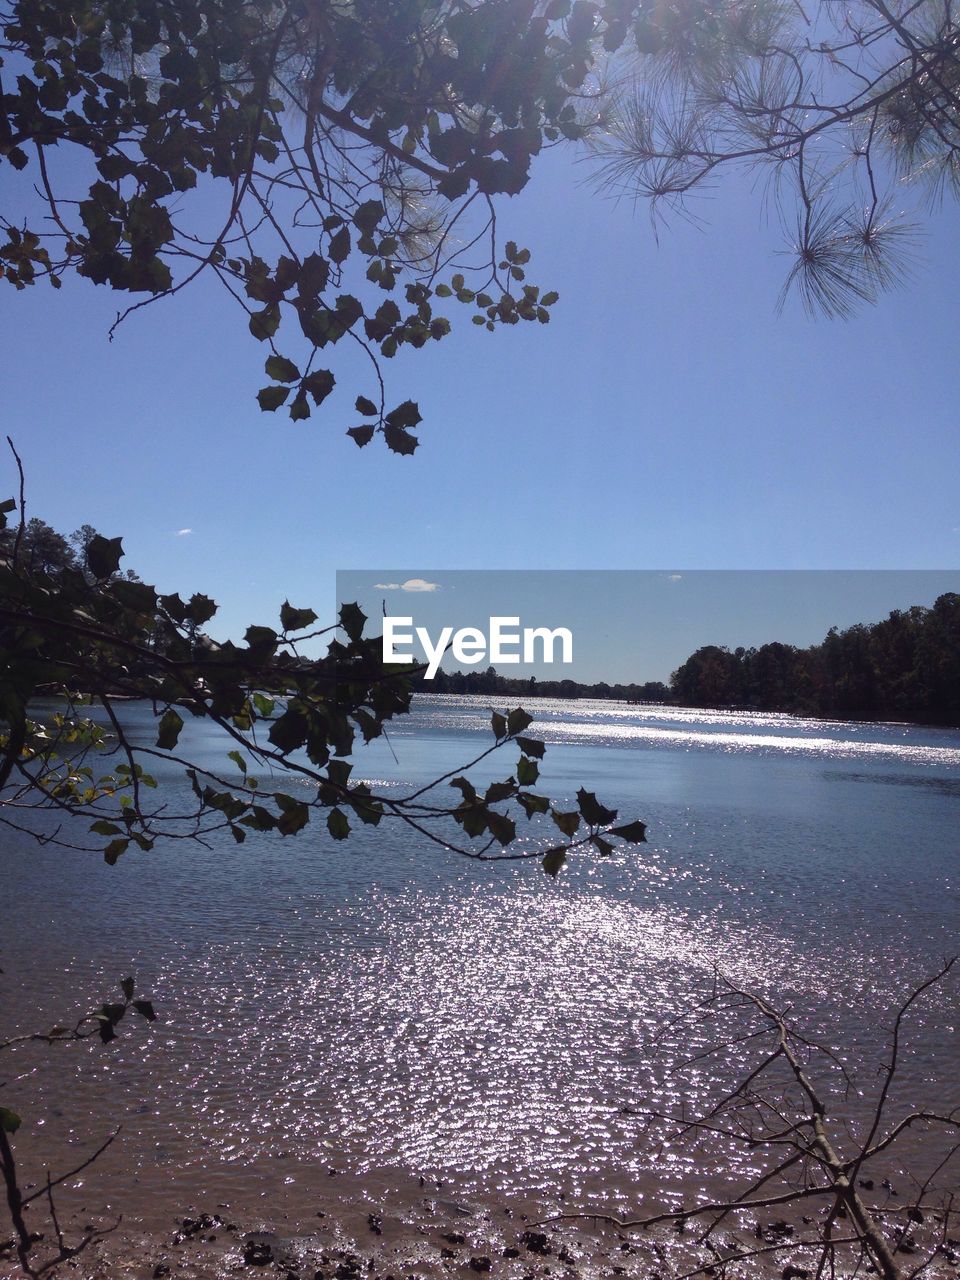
[1,696,958,1234]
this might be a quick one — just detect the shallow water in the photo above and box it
[1,696,958,1250]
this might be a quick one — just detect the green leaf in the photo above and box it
[303,369,335,406]
[288,390,310,421]
[541,290,560,306]
[484,780,516,804]
[353,199,385,232]
[156,708,183,750]
[265,354,300,382]
[610,820,648,844]
[328,226,350,263]
[384,399,422,429]
[507,707,534,736]
[517,755,539,786]
[133,999,157,1021]
[491,711,507,739]
[90,819,122,836]
[460,805,488,838]
[249,304,280,340]
[257,385,291,411]
[590,833,615,856]
[576,788,617,827]
[253,693,275,717]
[244,624,278,654]
[551,809,580,837]
[104,838,129,864]
[541,847,567,877]
[348,425,375,448]
[268,710,307,753]
[277,800,309,836]
[383,423,418,455]
[280,601,318,631]
[516,736,545,758]
[110,580,158,614]
[97,1018,117,1044]
[121,976,135,1001]
[241,805,277,832]
[188,593,217,625]
[339,602,366,642]
[449,776,478,801]
[355,395,378,416]
[0,1107,22,1134]
[486,810,516,846]
[518,792,550,819]
[228,749,247,774]
[327,807,350,840]
[87,534,123,579]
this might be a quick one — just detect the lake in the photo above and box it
[1,696,958,1272]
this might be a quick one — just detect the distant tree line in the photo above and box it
[417,595,960,727]
[417,666,671,704]
[669,595,960,726]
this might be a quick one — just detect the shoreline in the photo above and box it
[5,1170,957,1280]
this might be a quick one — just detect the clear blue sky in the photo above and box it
[3,145,958,649]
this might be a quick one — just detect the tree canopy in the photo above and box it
[3,0,955,464]
[592,0,960,316]
[1,0,615,450]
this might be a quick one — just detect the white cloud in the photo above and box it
[374,578,439,592]
[175,528,193,537]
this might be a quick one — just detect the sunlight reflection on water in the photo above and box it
[2,697,958,1232]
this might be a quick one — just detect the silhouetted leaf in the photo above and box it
[339,602,366,642]
[280,601,318,631]
[0,1107,22,1134]
[156,708,183,750]
[383,423,418,454]
[257,385,291,411]
[87,534,123,579]
[265,354,300,382]
[517,755,539,786]
[327,807,350,839]
[303,369,335,405]
[577,787,617,827]
[541,847,567,877]
[289,390,310,420]
[507,707,533,735]
[551,809,580,837]
[348,425,375,447]
[187,594,217,624]
[486,810,516,846]
[611,820,648,843]
[249,304,280,340]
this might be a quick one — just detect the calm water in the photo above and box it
[1,696,958,1239]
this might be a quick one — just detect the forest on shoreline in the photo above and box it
[417,593,960,728]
